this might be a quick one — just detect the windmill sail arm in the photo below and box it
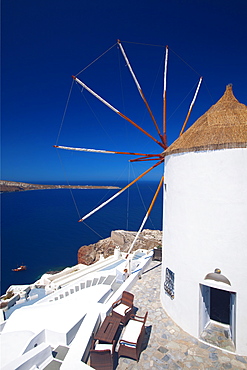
[118,40,164,144]
[163,46,169,97]
[117,40,141,91]
[163,46,169,145]
[125,176,164,259]
[189,76,203,109]
[54,145,153,157]
[54,145,115,154]
[180,77,203,136]
[79,190,123,222]
[72,76,118,113]
[126,213,149,258]
[78,159,163,222]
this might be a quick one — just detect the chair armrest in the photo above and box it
[90,349,112,355]
[124,306,132,314]
[112,339,117,352]
[119,339,137,346]
[130,311,148,324]
[112,298,121,308]
[91,334,96,350]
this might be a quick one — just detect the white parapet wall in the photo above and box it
[1,342,53,370]
[61,309,101,369]
[36,247,122,292]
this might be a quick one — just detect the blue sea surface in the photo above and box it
[1,181,162,294]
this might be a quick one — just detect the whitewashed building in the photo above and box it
[161,85,247,355]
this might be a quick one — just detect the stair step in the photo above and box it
[103,275,116,285]
[98,276,106,284]
[86,280,92,288]
[52,345,69,361]
[92,278,99,286]
[43,359,62,370]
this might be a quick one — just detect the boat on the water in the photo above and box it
[12,265,27,272]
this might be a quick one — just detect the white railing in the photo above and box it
[36,248,121,291]
[37,270,117,305]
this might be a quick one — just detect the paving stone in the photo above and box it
[235,355,247,363]
[222,363,232,369]
[199,342,210,350]
[141,364,149,369]
[219,355,235,364]
[166,341,181,350]
[154,351,166,360]
[209,352,218,361]
[158,346,168,354]
[151,356,166,367]
[167,362,182,369]
[162,354,170,362]
[193,355,204,363]
[230,359,247,369]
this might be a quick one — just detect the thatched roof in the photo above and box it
[164,85,247,156]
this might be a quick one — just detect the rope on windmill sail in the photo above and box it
[77,86,117,145]
[54,148,82,221]
[75,43,117,76]
[81,220,105,240]
[55,79,74,146]
[167,79,201,123]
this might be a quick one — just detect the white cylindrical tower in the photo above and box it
[161,85,247,355]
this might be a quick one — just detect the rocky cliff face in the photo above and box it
[77,229,162,265]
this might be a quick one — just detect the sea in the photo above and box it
[1,181,162,295]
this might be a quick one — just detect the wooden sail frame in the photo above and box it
[56,41,203,237]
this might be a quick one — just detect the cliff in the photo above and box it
[77,229,162,265]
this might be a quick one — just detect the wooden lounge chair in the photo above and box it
[111,291,134,325]
[90,339,116,370]
[118,312,148,361]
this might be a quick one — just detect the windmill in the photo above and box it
[161,83,247,354]
[55,41,247,355]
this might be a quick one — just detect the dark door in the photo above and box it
[210,287,230,324]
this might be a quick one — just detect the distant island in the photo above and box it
[0,180,120,193]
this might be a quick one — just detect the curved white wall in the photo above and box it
[161,148,247,355]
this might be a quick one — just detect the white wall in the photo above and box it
[161,148,247,355]
[1,343,53,370]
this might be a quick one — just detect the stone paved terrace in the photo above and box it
[116,261,247,370]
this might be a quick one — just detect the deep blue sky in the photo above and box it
[1,0,247,184]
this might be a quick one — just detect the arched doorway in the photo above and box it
[199,284,236,351]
